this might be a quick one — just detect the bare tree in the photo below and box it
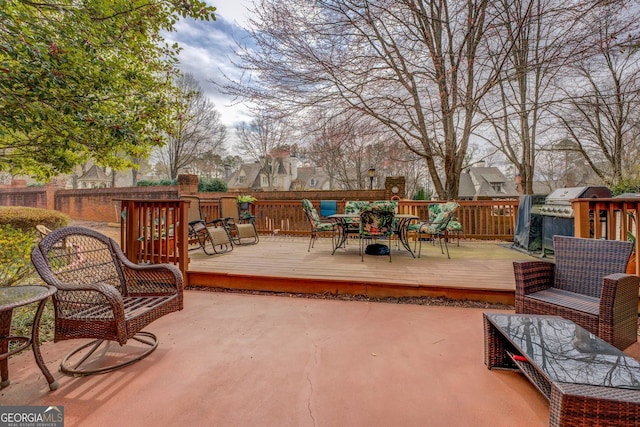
[235,109,292,189]
[218,0,521,199]
[478,0,582,195]
[302,113,397,190]
[155,73,227,180]
[553,4,640,187]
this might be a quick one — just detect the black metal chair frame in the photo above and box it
[413,205,458,259]
[302,199,336,252]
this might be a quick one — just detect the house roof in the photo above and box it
[459,167,519,199]
[292,166,330,190]
[78,165,110,182]
[227,163,262,189]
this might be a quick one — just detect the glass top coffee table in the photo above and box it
[483,313,640,426]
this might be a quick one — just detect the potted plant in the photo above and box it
[237,195,257,211]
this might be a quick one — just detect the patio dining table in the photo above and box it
[328,213,419,258]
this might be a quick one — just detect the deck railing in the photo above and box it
[193,198,519,240]
[118,199,189,272]
[572,197,639,274]
[116,196,640,279]
[117,197,518,285]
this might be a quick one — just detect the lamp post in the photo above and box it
[368,167,376,190]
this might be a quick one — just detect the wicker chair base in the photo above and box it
[60,331,158,377]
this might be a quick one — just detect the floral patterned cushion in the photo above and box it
[302,199,322,226]
[371,200,398,213]
[447,220,463,232]
[345,201,370,215]
[410,202,460,234]
[359,206,395,237]
[315,222,335,232]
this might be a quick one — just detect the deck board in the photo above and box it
[187,236,537,304]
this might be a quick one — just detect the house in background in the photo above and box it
[77,164,111,189]
[290,166,331,190]
[226,156,299,192]
[458,163,520,200]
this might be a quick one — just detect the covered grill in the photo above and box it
[540,186,611,256]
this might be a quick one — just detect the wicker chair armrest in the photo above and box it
[598,273,640,318]
[120,262,184,296]
[513,260,554,295]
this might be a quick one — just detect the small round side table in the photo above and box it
[0,285,58,390]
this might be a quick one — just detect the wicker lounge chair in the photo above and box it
[514,235,639,350]
[31,226,184,376]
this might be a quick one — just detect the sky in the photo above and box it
[164,1,255,151]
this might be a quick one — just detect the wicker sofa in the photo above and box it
[514,235,639,350]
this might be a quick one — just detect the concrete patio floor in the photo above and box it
[3,289,619,427]
[4,289,640,427]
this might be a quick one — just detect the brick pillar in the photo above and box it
[177,174,199,196]
[45,178,66,211]
[384,176,406,199]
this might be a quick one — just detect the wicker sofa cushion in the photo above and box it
[526,288,599,316]
[553,236,633,298]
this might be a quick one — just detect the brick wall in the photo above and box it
[0,173,388,222]
[55,187,179,222]
[0,186,50,209]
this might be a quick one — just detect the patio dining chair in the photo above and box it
[409,202,459,258]
[31,226,183,376]
[340,200,370,245]
[180,195,233,255]
[218,196,259,245]
[359,205,395,262]
[302,199,336,251]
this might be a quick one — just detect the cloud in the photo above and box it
[214,1,254,27]
[163,1,258,152]
[166,17,252,125]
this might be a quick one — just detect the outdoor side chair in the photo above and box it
[359,205,395,262]
[218,196,259,245]
[341,200,370,245]
[180,195,233,255]
[514,235,639,350]
[409,202,459,258]
[31,226,184,376]
[302,199,336,252]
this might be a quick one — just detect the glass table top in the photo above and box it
[0,286,56,311]
[486,313,640,390]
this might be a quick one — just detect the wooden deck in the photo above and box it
[186,236,537,305]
